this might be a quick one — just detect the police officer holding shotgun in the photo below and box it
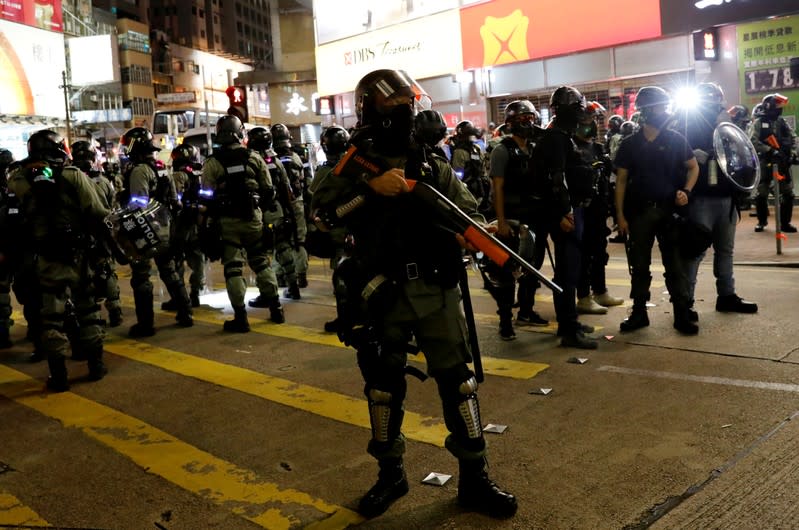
[311,69,517,520]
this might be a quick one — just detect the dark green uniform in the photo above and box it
[89,172,122,325]
[258,149,297,290]
[750,115,797,229]
[274,149,308,286]
[8,162,110,387]
[202,145,277,308]
[172,164,206,302]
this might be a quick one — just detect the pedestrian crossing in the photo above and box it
[0,258,643,528]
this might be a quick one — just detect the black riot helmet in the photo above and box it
[607,114,624,133]
[354,69,432,154]
[28,130,71,166]
[620,121,637,137]
[170,143,200,167]
[761,93,788,118]
[635,86,671,128]
[455,120,480,140]
[727,104,750,129]
[321,126,350,157]
[70,140,99,172]
[752,103,764,118]
[503,100,536,139]
[270,123,292,150]
[696,82,725,114]
[120,127,159,160]
[549,86,587,131]
[247,127,273,152]
[413,110,447,148]
[215,114,246,145]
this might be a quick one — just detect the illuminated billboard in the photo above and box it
[315,9,463,96]
[1,0,64,32]
[68,34,120,85]
[661,0,799,35]
[0,18,66,117]
[460,0,661,69]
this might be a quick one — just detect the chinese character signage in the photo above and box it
[0,0,63,32]
[661,0,798,36]
[460,0,661,69]
[0,18,65,117]
[737,15,799,129]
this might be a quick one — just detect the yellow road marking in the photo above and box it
[0,365,362,530]
[104,336,448,448]
[118,295,549,381]
[0,492,49,527]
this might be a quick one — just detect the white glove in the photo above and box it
[693,149,709,165]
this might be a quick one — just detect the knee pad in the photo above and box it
[364,375,407,444]
[224,261,244,280]
[436,364,483,444]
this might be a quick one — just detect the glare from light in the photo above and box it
[674,86,699,111]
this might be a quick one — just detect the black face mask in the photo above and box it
[510,119,534,139]
[373,104,414,156]
[644,110,671,129]
[765,107,783,119]
[553,105,581,132]
[575,121,597,140]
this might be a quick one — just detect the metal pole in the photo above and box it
[60,70,72,145]
[202,65,212,156]
[774,165,783,254]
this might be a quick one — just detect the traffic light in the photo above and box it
[225,85,249,123]
[693,28,719,61]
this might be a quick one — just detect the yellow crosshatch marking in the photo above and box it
[0,492,49,527]
[0,365,362,530]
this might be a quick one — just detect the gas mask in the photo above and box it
[373,103,415,155]
[643,109,671,129]
[509,116,534,139]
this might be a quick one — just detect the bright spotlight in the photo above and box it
[674,86,699,111]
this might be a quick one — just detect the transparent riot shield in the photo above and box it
[713,121,761,192]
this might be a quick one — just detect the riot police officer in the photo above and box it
[533,86,598,349]
[309,126,351,332]
[8,130,110,391]
[71,140,123,327]
[119,127,193,336]
[202,115,282,330]
[674,83,758,316]
[490,100,548,340]
[244,126,295,323]
[606,114,624,146]
[451,120,490,212]
[727,104,751,131]
[312,69,516,519]
[413,110,449,160]
[271,123,309,295]
[169,143,206,309]
[615,86,699,334]
[573,102,624,315]
[750,93,798,232]
[0,148,17,347]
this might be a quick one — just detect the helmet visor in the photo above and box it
[368,70,432,115]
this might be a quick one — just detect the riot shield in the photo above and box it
[713,121,761,192]
[104,198,171,262]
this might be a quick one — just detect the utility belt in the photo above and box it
[215,191,261,219]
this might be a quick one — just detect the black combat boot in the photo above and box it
[45,356,70,392]
[358,458,409,518]
[283,282,301,300]
[268,298,285,324]
[755,196,769,232]
[247,294,272,308]
[160,299,178,311]
[457,457,517,518]
[780,198,797,232]
[0,327,11,349]
[190,290,201,308]
[276,274,287,288]
[620,303,649,332]
[86,347,108,382]
[130,289,155,337]
[223,305,250,333]
[673,304,699,335]
[716,294,758,313]
[175,310,194,327]
[108,308,123,328]
[323,318,339,332]
[298,272,308,288]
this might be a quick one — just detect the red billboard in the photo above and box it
[460,0,661,69]
[1,0,63,32]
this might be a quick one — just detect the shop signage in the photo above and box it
[315,9,463,96]
[661,0,799,35]
[0,19,65,118]
[72,108,133,124]
[0,0,63,32]
[736,14,799,130]
[460,0,661,69]
[269,82,319,125]
[156,92,197,104]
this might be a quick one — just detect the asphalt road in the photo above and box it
[2,234,799,529]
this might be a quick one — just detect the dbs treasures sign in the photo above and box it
[315,9,463,96]
[660,0,799,35]
[460,0,661,69]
